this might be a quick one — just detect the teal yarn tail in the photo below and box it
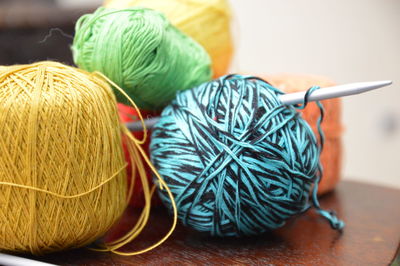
[295,86,345,231]
[151,75,344,237]
[72,7,212,110]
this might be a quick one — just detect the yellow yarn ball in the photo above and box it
[0,62,128,255]
[103,0,233,77]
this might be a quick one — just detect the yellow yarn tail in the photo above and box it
[91,72,178,256]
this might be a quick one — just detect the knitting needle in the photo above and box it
[126,80,392,131]
[0,253,56,266]
[280,80,392,105]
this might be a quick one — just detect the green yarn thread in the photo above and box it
[72,7,212,110]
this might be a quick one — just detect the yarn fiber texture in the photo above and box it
[72,7,212,110]
[118,103,161,207]
[0,62,128,255]
[104,0,233,77]
[151,75,330,236]
[265,73,343,195]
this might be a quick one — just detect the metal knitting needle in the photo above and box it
[0,253,56,266]
[126,80,392,131]
[280,80,392,105]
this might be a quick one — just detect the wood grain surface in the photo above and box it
[23,181,400,265]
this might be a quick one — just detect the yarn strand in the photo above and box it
[0,164,126,199]
[92,72,178,256]
[294,86,345,230]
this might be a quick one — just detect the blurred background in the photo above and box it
[0,0,399,188]
[229,0,400,189]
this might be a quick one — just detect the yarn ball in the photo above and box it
[103,0,233,77]
[72,7,212,110]
[0,62,127,254]
[265,74,343,195]
[150,75,322,237]
[118,103,161,207]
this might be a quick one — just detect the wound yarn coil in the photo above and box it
[0,62,127,254]
[0,61,177,255]
[151,75,344,237]
[72,7,212,110]
[103,0,234,77]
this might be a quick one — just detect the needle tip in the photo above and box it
[381,80,393,86]
[362,80,393,91]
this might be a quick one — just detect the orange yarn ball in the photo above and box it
[264,73,343,195]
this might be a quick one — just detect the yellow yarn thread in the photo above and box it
[103,0,233,77]
[0,62,177,256]
[92,73,178,256]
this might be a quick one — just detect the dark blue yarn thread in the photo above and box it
[151,75,344,236]
[295,86,345,230]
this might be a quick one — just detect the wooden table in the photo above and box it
[26,181,400,265]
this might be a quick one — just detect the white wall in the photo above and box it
[229,0,400,188]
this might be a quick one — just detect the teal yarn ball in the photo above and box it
[72,7,212,110]
[150,75,344,237]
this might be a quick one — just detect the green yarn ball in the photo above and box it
[72,7,212,110]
